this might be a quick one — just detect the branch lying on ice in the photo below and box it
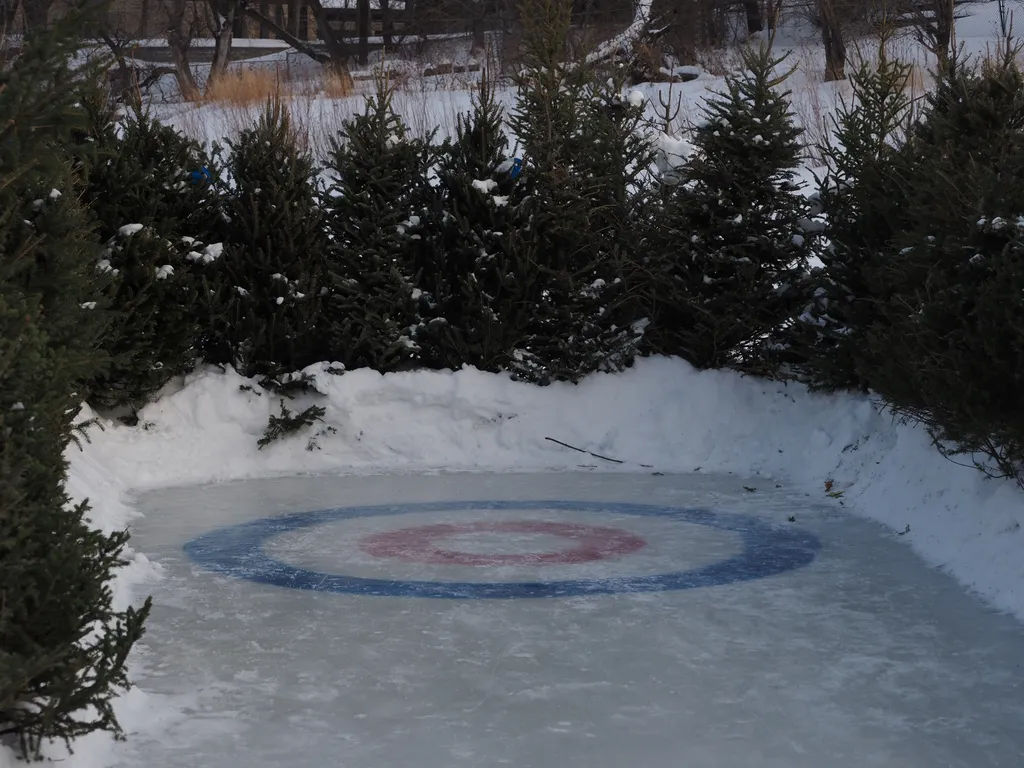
[544,436,653,468]
[584,0,654,64]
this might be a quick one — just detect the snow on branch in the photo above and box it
[584,0,654,64]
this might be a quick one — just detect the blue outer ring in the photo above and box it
[183,500,820,599]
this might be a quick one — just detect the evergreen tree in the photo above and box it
[856,56,1024,482]
[505,0,650,383]
[323,78,435,372]
[76,96,220,237]
[74,98,219,409]
[413,71,535,372]
[0,13,150,755]
[790,53,916,390]
[205,98,327,382]
[641,45,810,371]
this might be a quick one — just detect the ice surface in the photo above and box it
[68,358,1024,621]
[112,472,1024,768]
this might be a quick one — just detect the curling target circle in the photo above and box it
[183,500,820,599]
[358,520,647,566]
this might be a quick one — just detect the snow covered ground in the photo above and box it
[156,1,1021,156]
[3,356,1022,766]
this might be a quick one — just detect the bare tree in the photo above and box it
[584,0,653,63]
[205,0,237,90]
[238,0,354,80]
[906,0,961,65]
[20,0,54,30]
[163,0,201,98]
[98,28,176,102]
[1,0,19,35]
[763,0,784,31]
[158,0,240,100]
[818,0,846,81]
[743,0,763,33]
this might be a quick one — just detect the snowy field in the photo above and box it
[152,1,1023,161]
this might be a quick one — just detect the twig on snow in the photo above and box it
[544,436,653,468]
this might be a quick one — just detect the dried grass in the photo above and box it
[319,68,356,100]
[172,66,474,160]
[204,67,284,107]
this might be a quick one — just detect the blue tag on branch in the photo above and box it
[189,167,212,185]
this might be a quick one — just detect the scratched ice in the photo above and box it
[114,473,1024,768]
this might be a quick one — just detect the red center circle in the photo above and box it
[358,521,647,566]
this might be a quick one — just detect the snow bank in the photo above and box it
[4,356,1022,767]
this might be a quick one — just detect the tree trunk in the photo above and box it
[743,0,763,34]
[299,3,308,39]
[470,0,485,57]
[380,0,392,48]
[165,0,201,101]
[932,0,954,65]
[910,0,955,66]
[583,0,653,64]
[357,0,369,66]
[819,0,846,82]
[167,35,202,99]
[21,0,50,31]
[207,0,236,92]
[1,0,21,36]
[99,30,139,104]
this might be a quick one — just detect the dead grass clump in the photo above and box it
[204,67,284,107]
[320,68,356,99]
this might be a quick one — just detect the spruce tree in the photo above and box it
[413,71,535,372]
[323,78,435,372]
[856,56,1024,482]
[641,45,810,371]
[205,98,328,382]
[74,98,218,409]
[505,0,650,383]
[76,96,220,238]
[0,12,150,756]
[790,53,916,390]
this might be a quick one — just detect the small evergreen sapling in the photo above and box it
[74,98,220,409]
[257,400,327,449]
[505,0,650,383]
[89,225,205,411]
[323,77,435,372]
[206,98,328,383]
[856,57,1024,484]
[642,45,811,371]
[413,71,534,372]
[791,53,916,390]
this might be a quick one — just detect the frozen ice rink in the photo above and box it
[116,473,1024,767]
